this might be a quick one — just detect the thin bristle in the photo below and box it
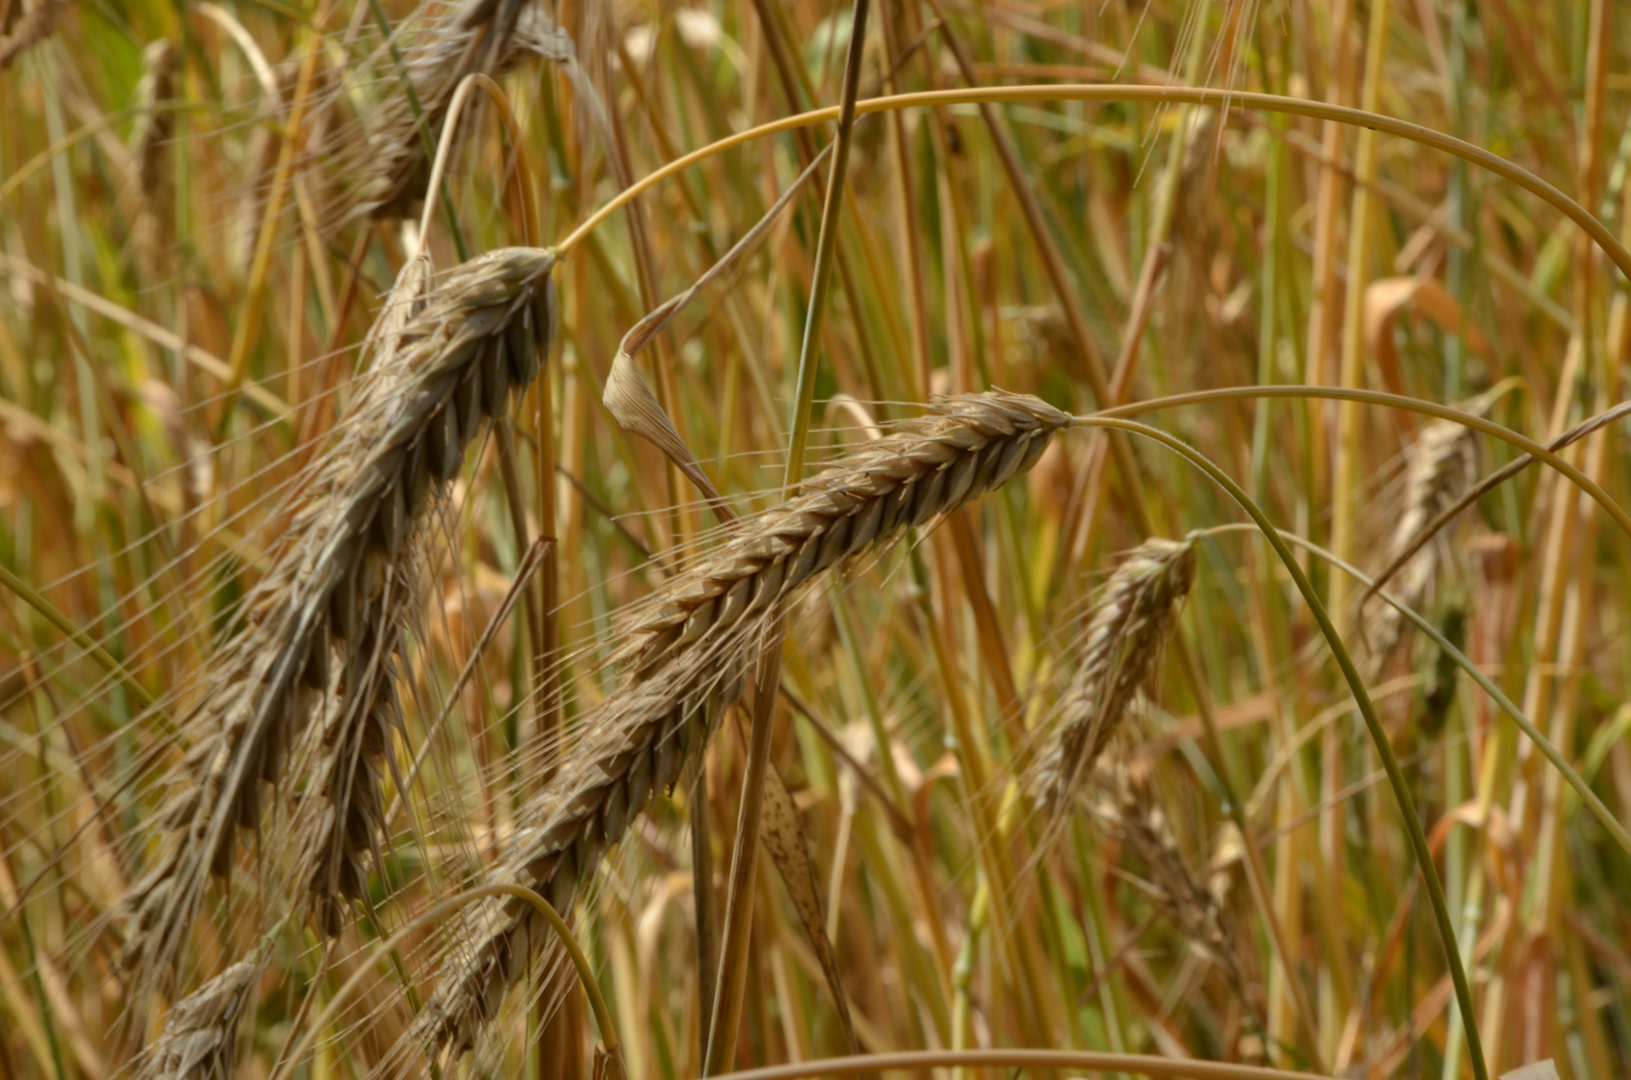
[410,390,1070,1061]
[120,248,557,995]
[1033,536,1196,819]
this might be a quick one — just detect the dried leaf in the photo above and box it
[603,350,736,524]
[758,755,858,1053]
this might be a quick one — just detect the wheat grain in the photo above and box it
[408,390,1069,1061]
[1032,536,1196,820]
[121,247,557,993]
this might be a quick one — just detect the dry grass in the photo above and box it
[2,2,1629,1080]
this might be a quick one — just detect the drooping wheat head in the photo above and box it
[120,247,557,997]
[128,38,178,276]
[407,391,1070,1062]
[1090,756,1243,990]
[326,0,570,229]
[0,0,71,69]
[1362,416,1479,677]
[1032,536,1196,822]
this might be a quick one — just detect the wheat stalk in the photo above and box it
[121,247,557,995]
[407,390,1068,1061]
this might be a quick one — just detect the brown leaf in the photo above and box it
[603,349,736,525]
[757,750,858,1052]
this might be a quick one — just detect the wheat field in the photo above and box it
[1,2,1629,1080]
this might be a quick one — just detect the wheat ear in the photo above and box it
[1091,757,1242,988]
[409,391,1069,1061]
[1033,536,1196,820]
[329,0,569,228]
[1360,416,1478,676]
[128,38,178,276]
[0,0,71,69]
[138,960,259,1080]
[122,248,557,994]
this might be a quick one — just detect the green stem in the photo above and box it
[0,560,156,713]
[1097,385,1631,544]
[1267,533,1631,861]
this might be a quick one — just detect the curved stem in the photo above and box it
[1269,533,1631,861]
[271,884,621,1080]
[554,86,1631,286]
[1093,384,1631,544]
[1068,414,1490,1080]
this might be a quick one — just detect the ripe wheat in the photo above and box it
[1033,536,1196,820]
[410,391,1069,1060]
[121,248,557,996]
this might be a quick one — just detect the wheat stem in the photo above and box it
[556,86,1631,285]
[705,3,872,1073]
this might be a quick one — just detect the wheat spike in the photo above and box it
[1362,417,1478,676]
[327,0,570,228]
[1033,536,1196,819]
[1091,757,1242,988]
[409,390,1069,1060]
[121,248,557,994]
[139,961,259,1080]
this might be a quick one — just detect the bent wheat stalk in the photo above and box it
[122,248,557,995]
[410,391,1068,1060]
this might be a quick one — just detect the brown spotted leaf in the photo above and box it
[760,758,857,1052]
